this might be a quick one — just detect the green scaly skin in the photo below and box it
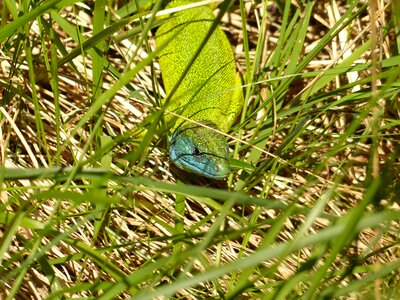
[156,0,243,179]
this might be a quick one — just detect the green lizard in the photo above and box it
[156,0,243,179]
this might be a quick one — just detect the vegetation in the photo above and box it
[0,0,399,299]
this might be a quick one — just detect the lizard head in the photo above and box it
[169,121,229,179]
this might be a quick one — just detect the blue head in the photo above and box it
[169,122,229,179]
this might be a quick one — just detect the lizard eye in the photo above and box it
[192,147,201,156]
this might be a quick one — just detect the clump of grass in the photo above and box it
[0,0,399,299]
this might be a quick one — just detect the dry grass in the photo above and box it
[0,0,399,299]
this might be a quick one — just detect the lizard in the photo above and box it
[155,0,243,179]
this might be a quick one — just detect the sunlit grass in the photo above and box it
[0,0,399,299]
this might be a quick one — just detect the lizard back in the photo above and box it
[156,0,243,133]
